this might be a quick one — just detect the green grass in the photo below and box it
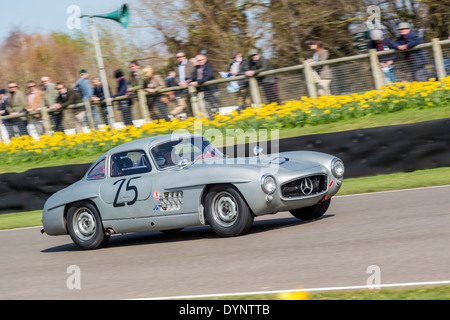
[338,166,450,195]
[193,285,450,300]
[0,210,43,230]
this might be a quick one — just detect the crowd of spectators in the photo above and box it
[0,22,444,138]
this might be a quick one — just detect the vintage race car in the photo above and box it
[42,133,344,249]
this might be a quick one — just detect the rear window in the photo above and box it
[110,150,152,177]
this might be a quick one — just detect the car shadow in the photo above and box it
[41,214,334,252]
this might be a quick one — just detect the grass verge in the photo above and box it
[192,284,450,300]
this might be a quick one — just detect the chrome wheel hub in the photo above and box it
[212,193,238,227]
[74,209,96,241]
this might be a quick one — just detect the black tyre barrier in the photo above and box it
[0,164,91,214]
[224,117,450,178]
[1,117,449,214]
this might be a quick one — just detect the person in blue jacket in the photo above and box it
[394,22,428,82]
[189,54,220,118]
[369,29,397,84]
[110,69,133,126]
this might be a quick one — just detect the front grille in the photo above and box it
[281,175,327,198]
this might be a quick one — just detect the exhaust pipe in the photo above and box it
[105,228,116,236]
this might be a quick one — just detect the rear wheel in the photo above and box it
[67,201,110,250]
[205,185,253,237]
[290,199,331,221]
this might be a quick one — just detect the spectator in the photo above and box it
[175,50,195,87]
[0,89,6,113]
[25,80,45,136]
[228,52,251,111]
[5,82,29,137]
[0,88,14,138]
[369,29,397,84]
[174,50,196,117]
[394,22,428,82]
[166,70,185,118]
[129,60,145,90]
[75,69,99,129]
[50,82,79,133]
[41,76,59,119]
[307,40,333,96]
[111,69,133,127]
[91,77,110,126]
[245,49,280,104]
[142,66,169,121]
[164,70,183,119]
[190,54,221,118]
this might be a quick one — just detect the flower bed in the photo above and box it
[1,77,448,165]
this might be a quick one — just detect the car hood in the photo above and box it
[200,152,322,171]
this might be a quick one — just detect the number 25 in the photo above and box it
[113,177,140,208]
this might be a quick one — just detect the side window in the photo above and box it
[87,159,106,180]
[110,150,152,177]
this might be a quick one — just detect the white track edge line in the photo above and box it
[132,280,450,300]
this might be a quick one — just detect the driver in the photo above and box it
[163,148,176,166]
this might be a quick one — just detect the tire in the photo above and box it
[290,199,331,221]
[67,201,110,250]
[204,185,254,237]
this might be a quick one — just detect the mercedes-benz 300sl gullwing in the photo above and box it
[42,133,344,249]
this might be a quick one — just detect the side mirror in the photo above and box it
[178,159,190,169]
[253,146,264,156]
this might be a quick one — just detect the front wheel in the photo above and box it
[67,201,110,250]
[204,185,254,237]
[290,199,331,221]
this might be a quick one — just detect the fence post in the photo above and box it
[41,106,52,135]
[369,49,384,89]
[188,85,201,119]
[432,38,446,80]
[303,60,317,98]
[84,99,96,130]
[137,89,151,122]
[249,77,262,107]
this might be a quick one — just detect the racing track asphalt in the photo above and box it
[1,185,449,300]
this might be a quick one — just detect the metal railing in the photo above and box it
[1,38,449,142]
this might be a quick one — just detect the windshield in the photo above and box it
[151,136,223,169]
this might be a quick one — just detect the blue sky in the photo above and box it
[0,0,134,41]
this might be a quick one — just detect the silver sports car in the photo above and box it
[42,133,344,250]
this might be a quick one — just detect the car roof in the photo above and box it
[106,133,204,155]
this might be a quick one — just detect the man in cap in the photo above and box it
[244,49,280,105]
[368,29,397,84]
[75,69,99,130]
[394,22,428,82]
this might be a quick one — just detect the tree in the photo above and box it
[135,0,257,70]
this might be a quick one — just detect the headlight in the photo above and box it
[261,174,277,194]
[331,158,345,178]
